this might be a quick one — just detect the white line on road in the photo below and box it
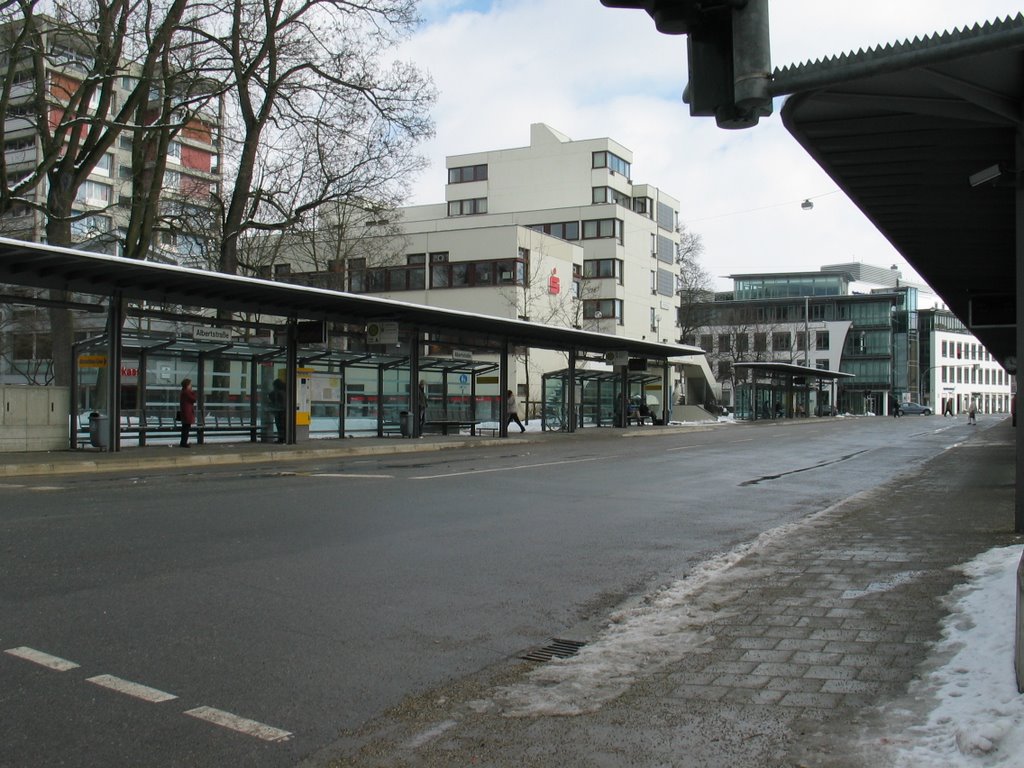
[185,706,293,742]
[666,445,697,452]
[87,674,178,703]
[410,455,609,480]
[27,486,65,492]
[310,473,394,479]
[5,646,80,671]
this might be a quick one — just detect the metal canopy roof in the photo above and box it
[782,15,1024,368]
[734,361,854,380]
[0,236,701,360]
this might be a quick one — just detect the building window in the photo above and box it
[448,164,487,184]
[718,334,731,352]
[164,169,181,191]
[816,330,830,350]
[167,140,182,163]
[736,333,749,353]
[581,218,623,243]
[74,179,111,205]
[656,201,675,231]
[448,198,487,216]
[592,150,630,178]
[528,221,579,241]
[772,332,791,351]
[754,333,767,352]
[583,299,624,324]
[583,258,623,282]
[633,196,653,217]
[70,212,111,237]
[592,186,631,207]
[718,360,732,379]
[700,334,714,351]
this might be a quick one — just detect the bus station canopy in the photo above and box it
[0,237,702,361]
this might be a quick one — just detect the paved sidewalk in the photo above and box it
[307,422,1020,768]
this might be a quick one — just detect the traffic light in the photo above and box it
[599,0,772,129]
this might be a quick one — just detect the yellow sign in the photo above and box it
[78,355,108,368]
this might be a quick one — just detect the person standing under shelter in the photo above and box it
[178,378,196,448]
[269,378,286,443]
[506,389,525,433]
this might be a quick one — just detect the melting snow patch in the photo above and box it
[861,544,1024,767]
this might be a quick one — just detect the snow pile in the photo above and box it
[865,544,1024,767]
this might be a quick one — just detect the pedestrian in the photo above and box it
[269,378,286,443]
[506,389,525,433]
[943,399,954,417]
[418,380,427,431]
[178,378,196,448]
[890,395,901,418]
[968,400,977,425]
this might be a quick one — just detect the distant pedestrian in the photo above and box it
[418,380,427,431]
[942,399,954,417]
[178,378,196,448]
[890,395,901,418]
[506,390,525,433]
[269,378,286,443]
[968,400,977,425]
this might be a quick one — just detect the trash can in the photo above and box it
[88,411,109,449]
[399,411,410,437]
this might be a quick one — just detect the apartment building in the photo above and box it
[1,17,223,385]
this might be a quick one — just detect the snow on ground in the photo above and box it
[861,544,1024,767]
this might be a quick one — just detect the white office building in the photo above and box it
[280,123,696,409]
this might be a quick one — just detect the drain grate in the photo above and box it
[520,638,586,663]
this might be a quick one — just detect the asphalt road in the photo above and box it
[0,415,981,767]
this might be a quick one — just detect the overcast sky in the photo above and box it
[398,1,1023,292]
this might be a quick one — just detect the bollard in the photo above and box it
[1017,550,1024,694]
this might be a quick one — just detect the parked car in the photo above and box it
[899,402,932,415]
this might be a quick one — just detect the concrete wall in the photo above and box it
[0,386,69,452]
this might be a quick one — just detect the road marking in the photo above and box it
[311,473,393,479]
[666,445,697,452]
[0,483,26,489]
[730,438,755,444]
[27,486,64,492]
[185,706,293,742]
[87,674,178,703]
[5,646,80,671]
[410,455,608,480]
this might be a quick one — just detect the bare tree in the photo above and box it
[676,221,714,343]
[206,0,435,277]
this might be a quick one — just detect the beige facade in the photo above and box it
[285,124,684,403]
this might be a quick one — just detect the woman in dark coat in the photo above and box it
[179,378,197,447]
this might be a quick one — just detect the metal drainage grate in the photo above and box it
[520,638,586,663]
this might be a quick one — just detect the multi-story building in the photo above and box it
[1,16,223,385]
[278,123,694,409]
[691,263,1011,418]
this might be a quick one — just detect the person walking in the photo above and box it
[178,378,196,448]
[942,398,954,417]
[506,390,525,433]
[968,399,977,425]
